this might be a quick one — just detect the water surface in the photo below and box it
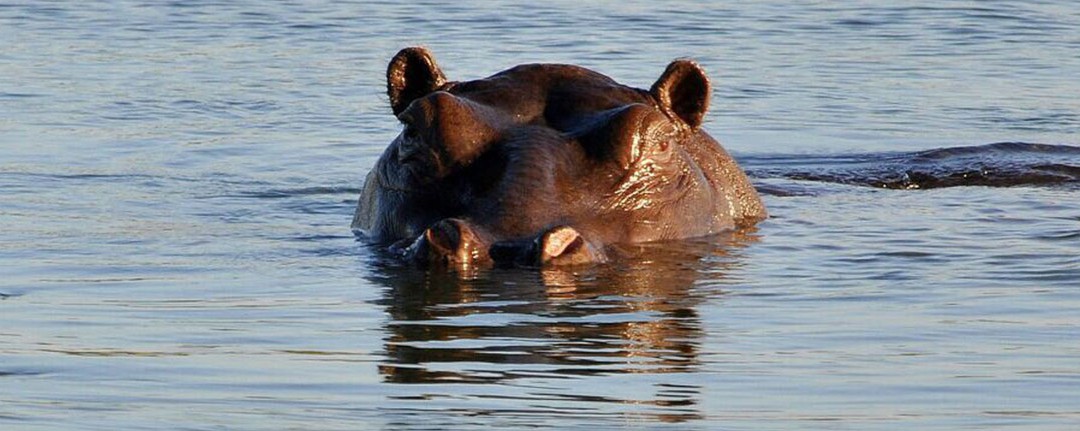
[2,1,1079,430]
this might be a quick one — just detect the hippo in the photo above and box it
[352,47,766,268]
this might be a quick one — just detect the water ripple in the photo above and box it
[746,142,1080,189]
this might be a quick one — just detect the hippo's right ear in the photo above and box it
[387,47,448,117]
[650,59,711,130]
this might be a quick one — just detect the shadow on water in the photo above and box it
[746,142,1080,191]
[363,228,760,422]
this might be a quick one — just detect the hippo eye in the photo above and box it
[402,124,419,140]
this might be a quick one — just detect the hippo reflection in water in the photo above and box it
[352,47,766,267]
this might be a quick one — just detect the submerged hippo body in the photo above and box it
[353,47,766,267]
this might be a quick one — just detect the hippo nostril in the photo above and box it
[535,226,608,266]
[425,220,462,254]
[546,230,582,257]
[540,226,584,263]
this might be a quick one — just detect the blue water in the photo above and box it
[2,1,1079,430]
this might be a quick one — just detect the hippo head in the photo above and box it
[353,47,766,268]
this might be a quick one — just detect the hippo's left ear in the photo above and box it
[387,47,448,116]
[650,59,711,130]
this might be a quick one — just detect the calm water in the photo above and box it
[2,1,1079,430]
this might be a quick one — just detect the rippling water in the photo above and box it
[2,1,1078,430]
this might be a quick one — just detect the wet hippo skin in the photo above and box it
[353,47,766,268]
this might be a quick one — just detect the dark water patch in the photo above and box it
[281,234,355,242]
[833,18,887,28]
[0,92,43,98]
[1007,113,1079,131]
[753,181,858,197]
[0,170,270,189]
[1035,231,1080,241]
[100,98,282,123]
[912,142,1080,159]
[746,142,1080,189]
[226,186,363,199]
[40,348,190,357]
[287,22,344,30]
[0,171,161,182]
[0,369,45,377]
[301,246,363,258]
